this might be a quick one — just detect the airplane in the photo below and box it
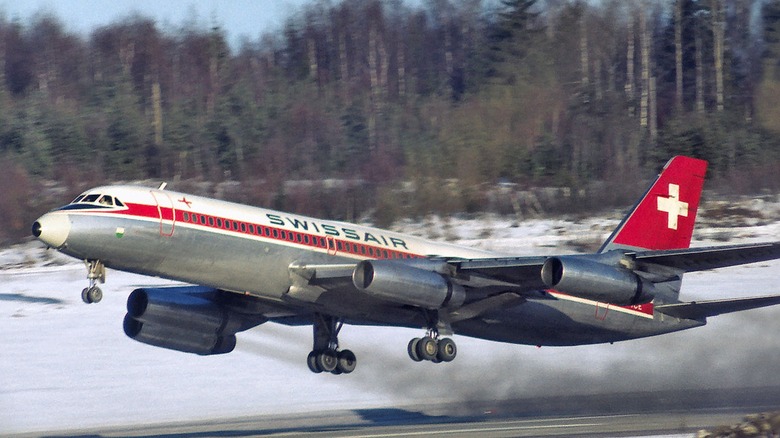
[32,156,780,375]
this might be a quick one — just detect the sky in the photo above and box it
[0,0,316,48]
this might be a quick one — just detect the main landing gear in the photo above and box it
[307,314,356,375]
[407,330,457,363]
[81,260,105,304]
[408,310,457,363]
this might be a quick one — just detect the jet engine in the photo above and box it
[352,260,465,309]
[541,256,654,306]
[123,286,262,355]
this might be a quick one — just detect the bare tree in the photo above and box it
[625,8,635,117]
[675,0,683,112]
[639,6,649,128]
[711,0,724,112]
[695,14,705,114]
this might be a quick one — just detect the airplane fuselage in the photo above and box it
[35,185,703,347]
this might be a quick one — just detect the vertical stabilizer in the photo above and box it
[600,156,707,252]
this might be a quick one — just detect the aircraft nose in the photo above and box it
[32,212,71,248]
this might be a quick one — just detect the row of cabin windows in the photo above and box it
[180,211,413,259]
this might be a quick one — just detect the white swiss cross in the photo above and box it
[656,183,688,230]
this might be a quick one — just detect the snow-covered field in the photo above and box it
[1,209,779,435]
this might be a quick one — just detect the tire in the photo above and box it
[81,288,92,304]
[316,349,338,373]
[337,350,357,374]
[307,351,322,373]
[87,287,103,303]
[407,338,422,362]
[436,338,457,362]
[416,336,438,361]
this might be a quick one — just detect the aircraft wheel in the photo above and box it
[307,351,323,373]
[416,336,438,361]
[407,338,422,362]
[337,349,356,374]
[81,288,91,304]
[316,349,338,373]
[87,287,103,304]
[437,338,457,362]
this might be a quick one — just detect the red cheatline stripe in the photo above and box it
[93,202,422,261]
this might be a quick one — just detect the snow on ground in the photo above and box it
[1,209,779,434]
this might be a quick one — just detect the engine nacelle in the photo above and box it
[352,260,465,309]
[123,286,257,355]
[123,315,236,355]
[541,256,654,306]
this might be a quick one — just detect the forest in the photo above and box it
[2,0,780,243]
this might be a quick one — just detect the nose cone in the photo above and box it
[32,212,71,248]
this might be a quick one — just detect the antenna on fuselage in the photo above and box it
[158,182,167,190]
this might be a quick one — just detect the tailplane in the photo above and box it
[600,156,708,253]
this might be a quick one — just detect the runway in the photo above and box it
[16,386,780,437]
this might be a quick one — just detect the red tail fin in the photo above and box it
[600,156,708,252]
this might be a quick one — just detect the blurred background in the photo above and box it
[1,0,779,243]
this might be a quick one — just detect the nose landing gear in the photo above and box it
[82,260,105,304]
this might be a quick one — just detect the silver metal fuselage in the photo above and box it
[35,185,703,347]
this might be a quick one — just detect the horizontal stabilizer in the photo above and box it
[655,295,780,320]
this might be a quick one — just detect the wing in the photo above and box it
[656,295,780,320]
[450,242,780,284]
[631,242,780,272]
[448,256,548,289]
[282,241,780,326]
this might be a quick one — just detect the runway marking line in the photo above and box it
[344,414,644,438]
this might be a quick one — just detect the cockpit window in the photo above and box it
[67,193,126,208]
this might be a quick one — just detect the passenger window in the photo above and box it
[208,217,215,226]
[241,223,247,232]
[183,212,190,222]
[249,224,255,234]
[217,218,223,228]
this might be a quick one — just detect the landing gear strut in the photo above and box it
[408,311,457,363]
[82,260,105,304]
[307,314,356,375]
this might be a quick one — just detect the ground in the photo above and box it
[1,199,779,434]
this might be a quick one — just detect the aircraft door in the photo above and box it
[326,236,337,256]
[151,190,176,237]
